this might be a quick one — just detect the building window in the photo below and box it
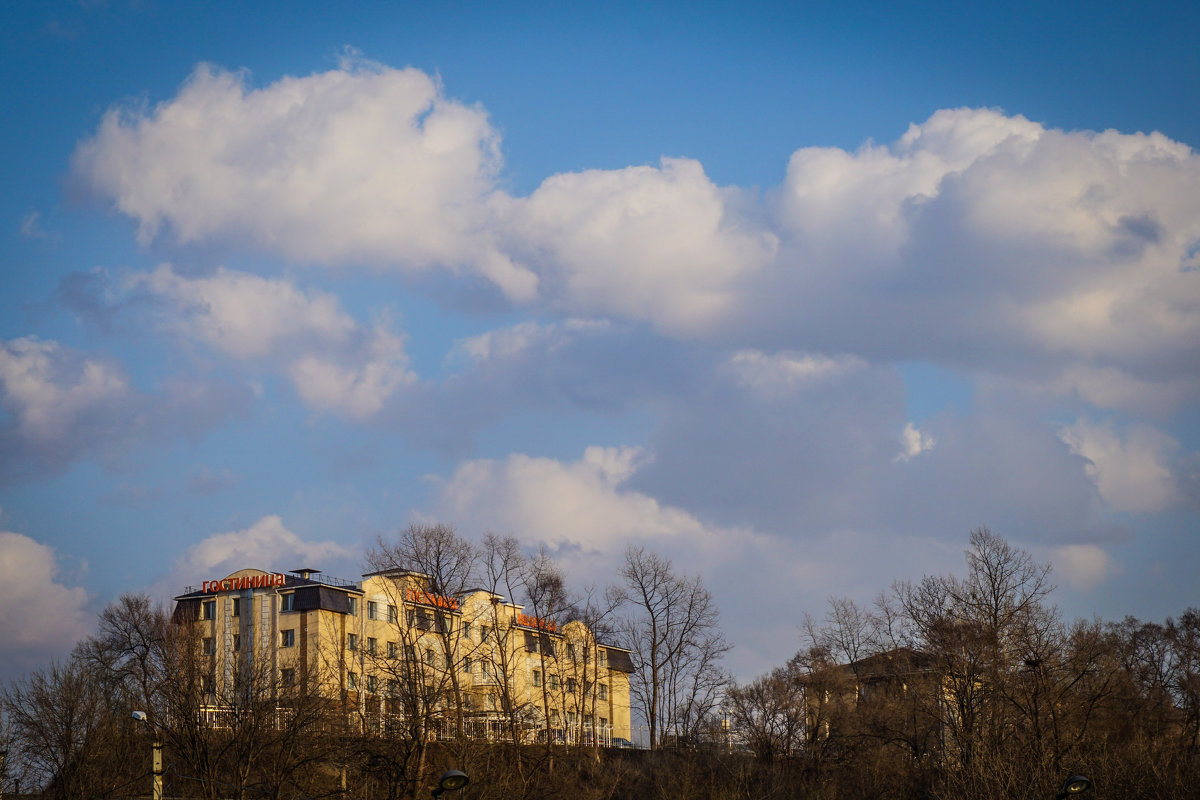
[281,629,295,647]
[405,644,416,662]
[387,604,397,624]
[387,679,398,697]
[599,650,607,668]
[566,677,577,694]
[424,649,435,667]
[481,625,491,643]
[463,657,472,674]
[368,601,379,620]
[463,622,472,639]
[367,675,377,693]
[201,673,215,696]
[202,637,215,655]
[348,596,358,616]
[232,634,241,653]
[281,668,295,687]
[388,641,398,658]
[549,674,559,690]
[281,593,294,612]
[201,600,216,620]
[347,672,358,690]
[598,683,607,701]
[486,694,497,711]
[231,597,241,617]
[367,637,377,654]
[532,669,542,687]
[600,717,608,730]
[347,633,358,651]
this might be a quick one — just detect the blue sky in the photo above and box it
[2,0,1198,681]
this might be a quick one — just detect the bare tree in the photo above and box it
[74,594,172,716]
[565,583,622,751]
[521,547,569,750]
[477,532,537,746]
[365,522,477,798]
[894,528,1057,771]
[727,660,808,762]
[616,546,728,749]
[1,660,133,800]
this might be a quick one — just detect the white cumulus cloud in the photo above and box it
[73,59,538,301]
[0,532,91,672]
[72,64,1200,412]
[434,446,744,554]
[505,157,777,334]
[130,265,416,419]
[172,515,354,582]
[896,421,937,462]
[1059,419,1183,512]
[132,265,356,358]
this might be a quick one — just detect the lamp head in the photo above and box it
[132,711,148,722]
[431,770,469,798]
[1055,775,1091,799]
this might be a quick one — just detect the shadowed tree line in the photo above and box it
[725,528,1200,799]
[2,527,1197,799]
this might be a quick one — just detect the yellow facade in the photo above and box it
[174,567,633,743]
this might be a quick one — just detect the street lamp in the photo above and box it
[431,770,469,799]
[132,711,163,800]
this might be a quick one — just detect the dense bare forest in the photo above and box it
[2,528,1197,799]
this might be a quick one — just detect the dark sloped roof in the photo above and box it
[605,647,635,673]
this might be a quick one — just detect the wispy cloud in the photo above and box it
[0,337,252,483]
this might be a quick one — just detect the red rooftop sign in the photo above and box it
[203,573,286,593]
[517,612,557,633]
[406,587,460,610]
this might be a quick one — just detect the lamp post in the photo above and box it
[132,711,163,800]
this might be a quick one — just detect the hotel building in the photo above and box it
[173,567,633,744]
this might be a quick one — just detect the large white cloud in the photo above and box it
[1059,418,1188,513]
[0,532,91,677]
[433,446,748,556]
[74,68,1200,410]
[73,59,538,301]
[760,109,1200,378]
[504,158,777,335]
